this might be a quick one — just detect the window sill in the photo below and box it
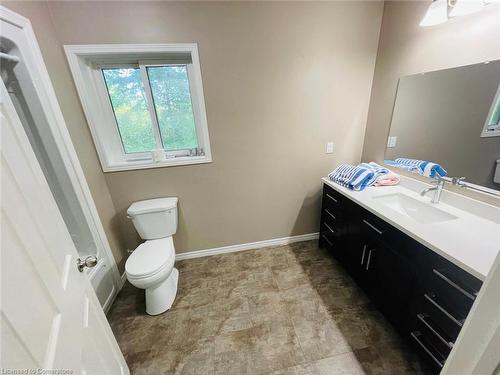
[480,129,500,138]
[102,155,212,172]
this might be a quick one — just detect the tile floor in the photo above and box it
[108,240,427,375]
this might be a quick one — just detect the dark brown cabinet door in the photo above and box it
[368,243,417,325]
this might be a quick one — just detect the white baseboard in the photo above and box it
[119,271,127,288]
[102,285,116,314]
[175,232,319,261]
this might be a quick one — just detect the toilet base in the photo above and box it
[145,268,179,315]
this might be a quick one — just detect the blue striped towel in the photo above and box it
[359,162,391,177]
[328,162,389,191]
[385,158,447,179]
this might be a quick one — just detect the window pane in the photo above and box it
[102,68,156,153]
[147,66,199,151]
[487,92,500,127]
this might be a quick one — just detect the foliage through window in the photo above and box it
[102,68,156,153]
[102,65,199,154]
[147,66,198,151]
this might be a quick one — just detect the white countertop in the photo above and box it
[322,176,500,281]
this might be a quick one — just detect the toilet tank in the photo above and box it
[127,197,178,240]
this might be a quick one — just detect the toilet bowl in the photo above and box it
[125,197,179,315]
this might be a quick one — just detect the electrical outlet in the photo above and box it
[326,142,334,154]
[387,136,397,148]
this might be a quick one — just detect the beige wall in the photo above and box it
[3,1,128,269]
[5,1,383,255]
[362,1,500,180]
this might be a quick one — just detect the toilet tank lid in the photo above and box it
[127,197,178,216]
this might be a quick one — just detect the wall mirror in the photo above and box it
[385,60,500,191]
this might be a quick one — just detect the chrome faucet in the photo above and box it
[420,178,446,203]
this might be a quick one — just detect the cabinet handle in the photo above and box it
[324,222,335,234]
[321,234,333,247]
[360,245,367,265]
[326,193,338,204]
[410,331,444,368]
[324,209,336,220]
[433,269,477,301]
[417,313,454,349]
[362,219,383,235]
[366,249,375,271]
[424,293,464,327]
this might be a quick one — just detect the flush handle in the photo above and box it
[77,255,98,272]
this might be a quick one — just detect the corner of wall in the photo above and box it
[360,0,387,164]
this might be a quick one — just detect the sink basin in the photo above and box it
[372,193,458,224]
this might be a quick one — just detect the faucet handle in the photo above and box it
[452,177,466,187]
[430,177,445,184]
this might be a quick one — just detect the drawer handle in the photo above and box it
[433,269,477,301]
[324,209,336,220]
[410,331,444,368]
[424,293,464,327]
[366,249,375,271]
[326,193,338,204]
[360,245,367,265]
[417,313,454,349]
[321,234,333,247]
[362,219,383,235]
[324,222,335,234]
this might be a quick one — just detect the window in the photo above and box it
[481,84,500,138]
[64,44,212,171]
[102,67,156,154]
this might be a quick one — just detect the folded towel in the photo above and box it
[328,164,372,191]
[328,162,390,191]
[374,172,400,186]
[385,158,447,179]
[359,162,390,177]
[360,162,399,186]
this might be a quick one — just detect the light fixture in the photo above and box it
[449,0,484,17]
[420,0,449,27]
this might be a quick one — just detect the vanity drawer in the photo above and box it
[319,231,335,249]
[427,268,476,318]
[358,210,390,241]
[319,224,343,254]
[420,252,481,327]
[410,330,445,373]
[422,251,482,300]
[421,292,464,340]
[322,184,344,215]
[413,312,453,358]
[321,219,339,240]
[322,207,339,227]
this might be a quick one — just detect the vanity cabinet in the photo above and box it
[318,183,482,374]
[319,186,349,259]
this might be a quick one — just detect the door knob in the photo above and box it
[77,255,98,272]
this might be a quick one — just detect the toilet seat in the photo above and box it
[125,237,175,279]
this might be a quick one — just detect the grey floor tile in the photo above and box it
[314,352,365,375]
[108,240,425,375]
[264,362,318,375]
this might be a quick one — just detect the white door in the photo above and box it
[1,5,122,313]
[0,78,129,374]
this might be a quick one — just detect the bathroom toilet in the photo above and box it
[125,197,179,315]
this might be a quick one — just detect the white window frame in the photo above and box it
[480,83,500,138]
[64,44,212,172]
